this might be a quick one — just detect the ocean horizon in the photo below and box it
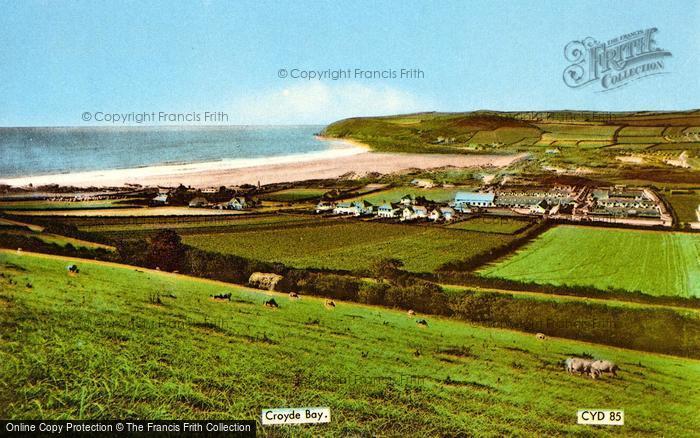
[0,125,333,179]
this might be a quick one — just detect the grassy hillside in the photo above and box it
[479,225,700,297]
[321,110,700,156]
[1,251,699,435]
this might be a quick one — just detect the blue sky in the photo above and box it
[0,0,698,126]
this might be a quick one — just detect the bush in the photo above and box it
[358,282,389,305]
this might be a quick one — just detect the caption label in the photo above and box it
[577,410,624,426]
[262,407,331,425]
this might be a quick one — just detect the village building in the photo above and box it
[227,197,248,210]
[152,193,168,204]
[454,192,495,211]
[333,200,374,216]
[413,205,428,218]
[315,201,335,213]
[402,205,428,221]
[411,179,435,188]
[400,194,414,206]
[530,199,550,215]
[440,207,456,221]
[333,202,356,215]
[377,202,401,218]
[353,200,374,215]
[188,197,208,208]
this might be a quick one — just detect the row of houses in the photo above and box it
[319,184,669,227]
[190,196,250,210]
[317,197,457,221]
[153,192,251,210]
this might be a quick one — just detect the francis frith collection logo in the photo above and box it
[563,28,672,91]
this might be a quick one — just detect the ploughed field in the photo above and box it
[479,225,700,298]
[1,251,699,436]
[180,220,518,273]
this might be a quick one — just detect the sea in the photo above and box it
[0,125,336,179]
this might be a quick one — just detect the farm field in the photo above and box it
[78,214,316,237]
[0,229,115,251]
[6,206,250,217]
[447,217,532,234]
[664,190,700,223]
[258,188,329,202]
[0,217,44,232]
[479,226,700,298]
[182,220,516,273]
[1,251,698,435]
[0,199,137,211]
[347,186,473,205]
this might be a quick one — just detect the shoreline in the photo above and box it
[1,141,527,188]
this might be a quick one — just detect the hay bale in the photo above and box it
[248,272,283,291]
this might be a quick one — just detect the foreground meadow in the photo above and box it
[1,251,699,436]
[479,225,700,297]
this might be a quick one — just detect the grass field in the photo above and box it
[258,188,329,202]
[182,220,516,273]
[8,207,249,217]
[79,214,315,236]
[446,217,532,234]
[479,226,700,297]
[1,251,698,435]
[0,199,136,211]
[0,229,115,251]
[0,218,44,232]
[346,186,472,205]
[664,190,700,223]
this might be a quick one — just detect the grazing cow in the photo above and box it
[264,298,279,308]
[212,292,231,300]
[416,319,428,327]
[66,264,79,275]
[590,360,619,377]
[289,292,299,299]
[407,309,416,317]
[325,299,336,308]
[565,357,595,377]
[536,333,546,340]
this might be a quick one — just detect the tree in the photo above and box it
[370,258,404,280]
[147,229,185,272]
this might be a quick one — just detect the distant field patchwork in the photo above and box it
[479,226,700,297]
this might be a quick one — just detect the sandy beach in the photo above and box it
[0,140,527,188]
